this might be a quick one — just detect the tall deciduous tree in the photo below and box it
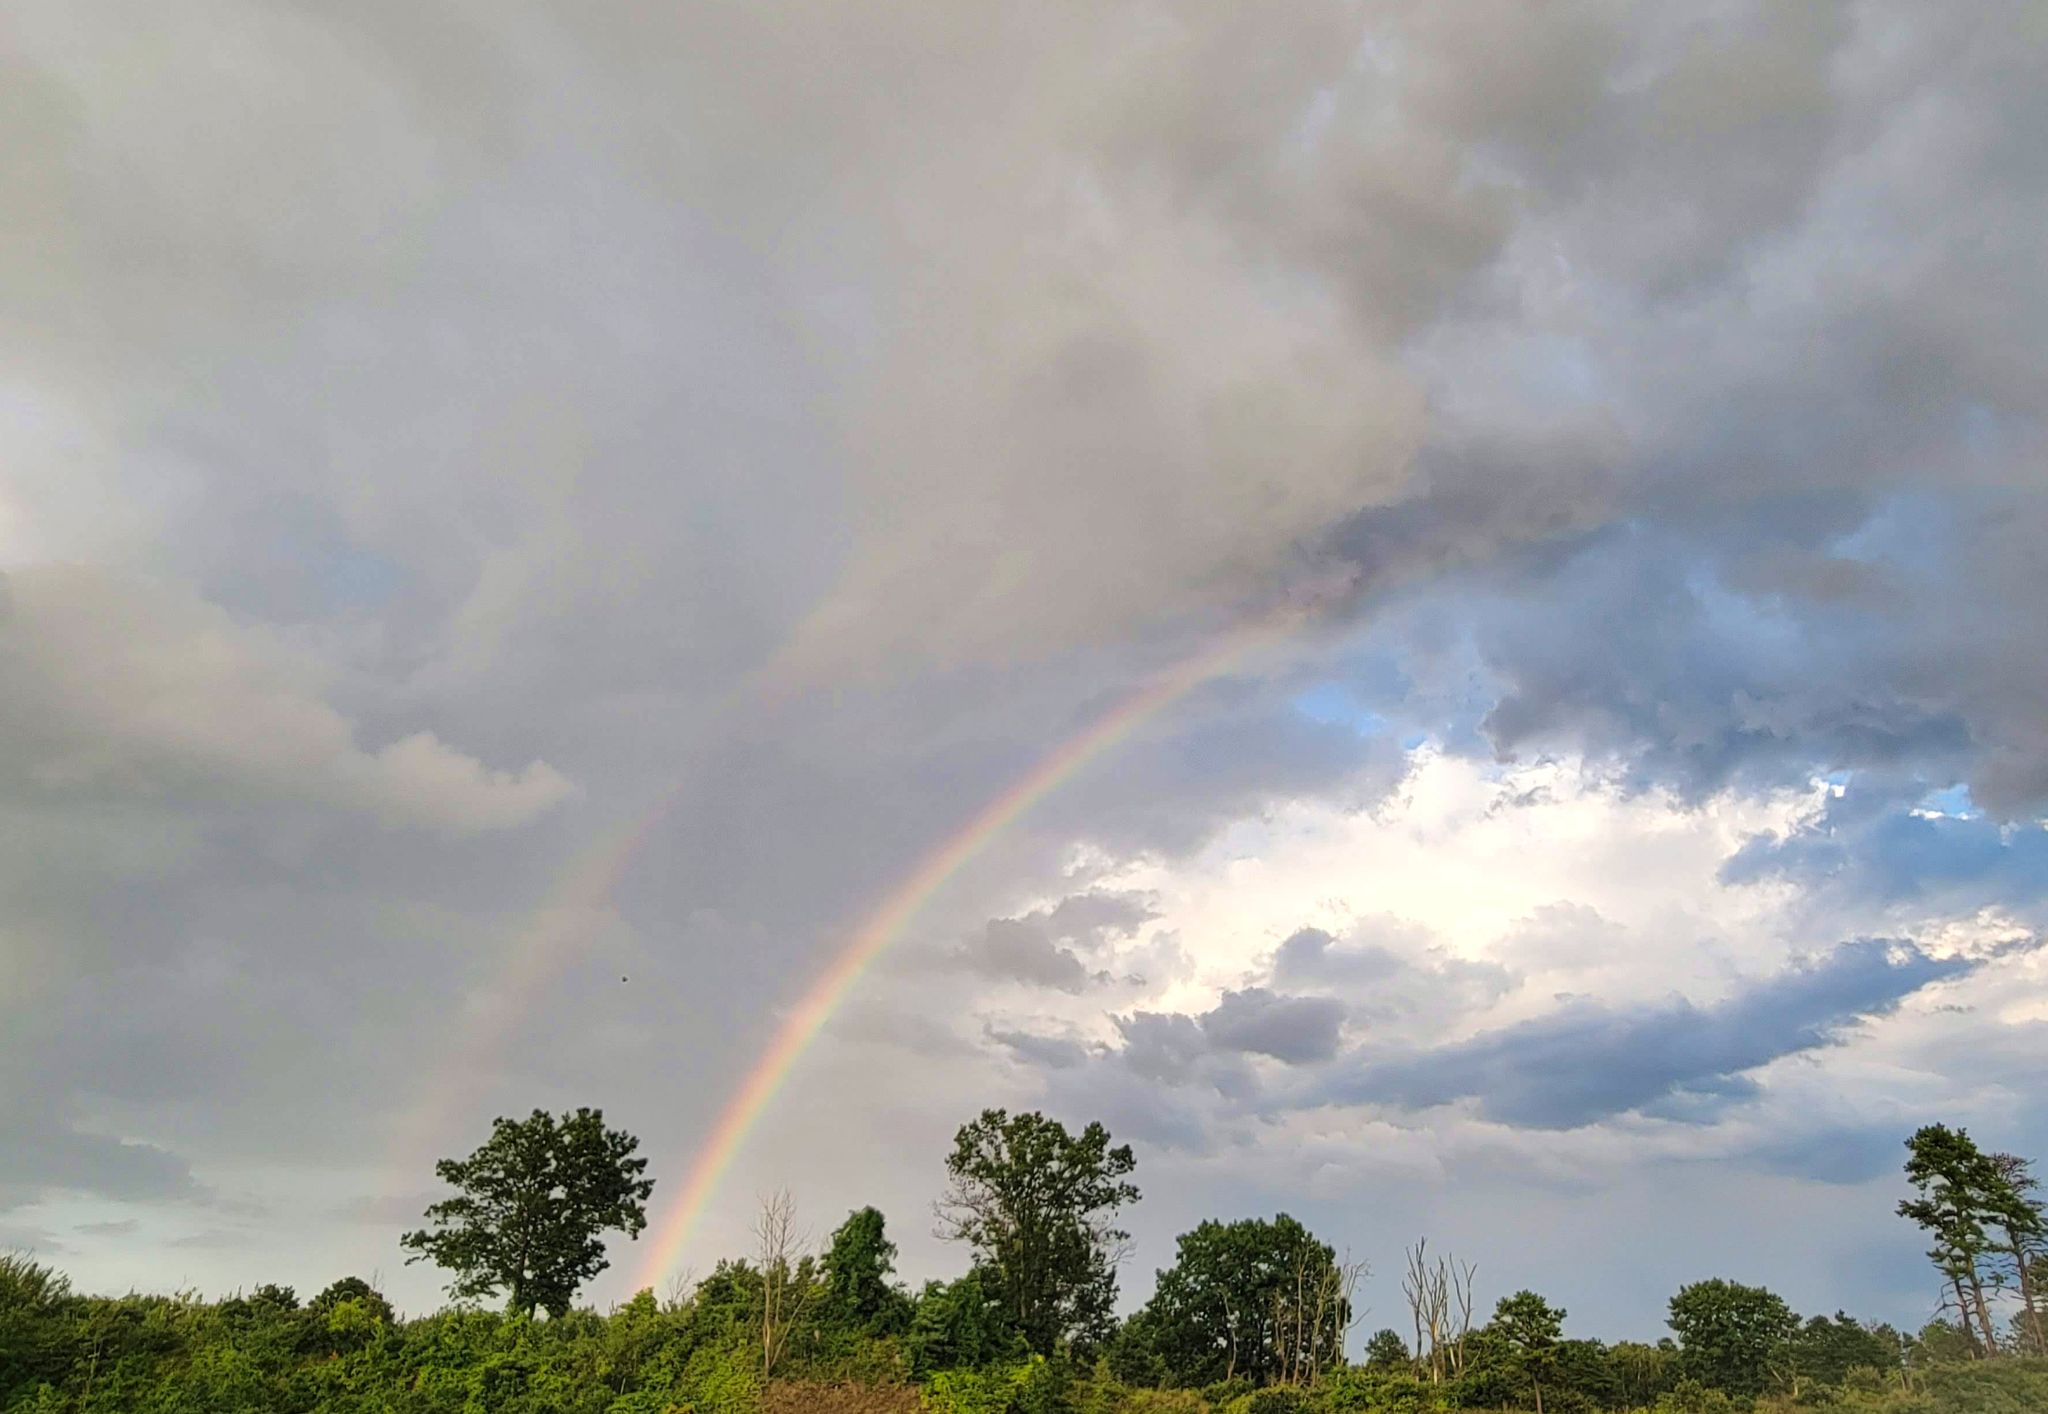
[936,1108,1138,1356]
[1140,1214,1358,1387]
[401,1106,653,1318]
[1667,1278,1798,1399]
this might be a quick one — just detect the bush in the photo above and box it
[1234,1388,1313,1414]
[1317,1370,1443,1413]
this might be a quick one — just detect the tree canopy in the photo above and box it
[1138,1213,1354,1387]
[1667,1278,1798,1399]
[936,1108,1139,1356]
[400,1106,654,1319]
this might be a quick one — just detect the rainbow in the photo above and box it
[381,794,681,1199]
[381,674,783,1201]
[629,610,1303,1290]
[383,600,1314,1290]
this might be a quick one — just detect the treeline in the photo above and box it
[2,1110,2044,1413]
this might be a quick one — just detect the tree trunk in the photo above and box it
[2009,1230,2046,1356]
[1951,1276,1983,1358]
[1966,1271,2000,1356]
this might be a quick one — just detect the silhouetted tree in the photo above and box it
[401,1106,653,1318]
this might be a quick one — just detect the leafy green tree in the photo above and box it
[1550,1337,1621,1410]
[1490,1290,1564,1413]
[936,1109,1139,1356]
[0,1255,73,1406]
[1785,1311,1901,1388]
[309,1275,395,1327]
[1898,1123,2001,1354]
[1609,1340,1678,1408]
[1666,1278,1797,1399]
[1909,1317,1977,1367]
[822,1206,910,1333]
[401,1106,654,1318]
[906,1269,1023,1376]
[1138,1214,1352,1387]
[1363,1327,1412,1370]
[1103,1307,1170,1386]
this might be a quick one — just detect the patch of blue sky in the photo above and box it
[1290,681,1387,736]
[1829,490,1955,575]
[1913,782,1979,819]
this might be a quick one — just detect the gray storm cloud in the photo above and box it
[1,0,2045,1332]
[0,567,572,834]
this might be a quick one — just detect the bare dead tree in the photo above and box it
[1268,1245,1368,1386]
[755,1189,816,1381]
[1221,1290,1239,1383]
[1403,1240,1476,1384]
[1306,1251,1368,1387]
[1448,1253,1477,1378]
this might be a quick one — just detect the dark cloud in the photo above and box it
[0,1103,199,1211]
[1323,939,1973,1128]
[986,1028,1092,1072]
[1269,920,1515,1024]
[1272,928,1402,986]
[1724,778,2048,912]
[953,918,1095,994]
[1198,988,1347,1065]
[1113,1012,1216,1087]
[950,890,1160,992]
[1042,892,1158,945]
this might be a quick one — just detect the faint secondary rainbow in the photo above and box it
[631,608,1304,1290]
[382,669,794,1202]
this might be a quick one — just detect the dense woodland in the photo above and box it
[4,1110,2045,1413]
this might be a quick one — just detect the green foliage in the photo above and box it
[1652,1378,1738,1413]
[1140,1215,1350,1387]
[908,1270,1024,1378]
[1786,1312,1902,1388]
[11,1117,2046,1414]
[1667,1277,1798,1398]
[923,1355,1071,1414]
[1490,1289,1566,1409]
[0,1255,74,1407]
[1360,1331,1409,1372]
[1225,1386,1312,1414]
[828,1207,914,1335]
[1898,1124,2002,1354]
[401,1106,655,1319]
[1608,1341,1678,1408]
[938,1110,1139,1357]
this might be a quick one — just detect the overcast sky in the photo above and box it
[4,0,2046,1341]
